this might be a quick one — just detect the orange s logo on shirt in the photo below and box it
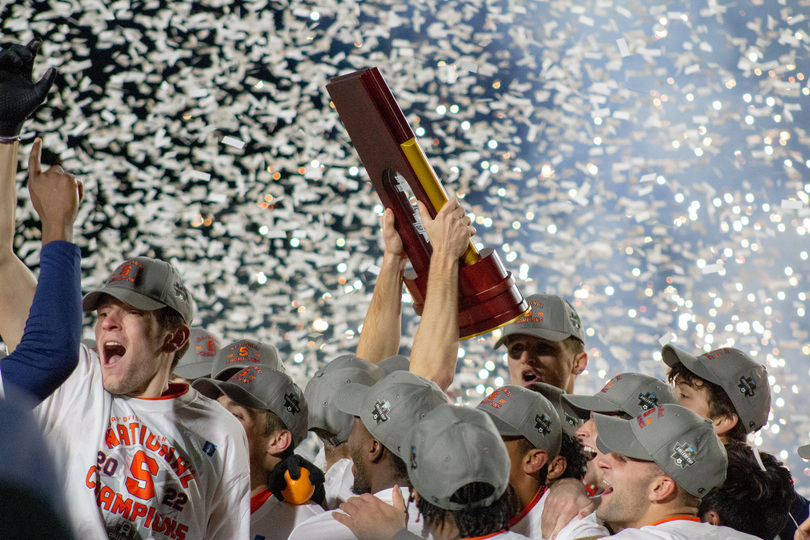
[126,450,159,500]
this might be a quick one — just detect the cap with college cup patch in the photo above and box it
[494,293,585,348]
[211,338,284,381]
[594,403,727,497]
[404,403,510,511]
[477,385,562,458]
[193,364,308,447]
[304,354,387,445]
[82,257,194,323]
[333,370,450,458]
[562,372,679,421]
[528,381,583,436]
[662,345,770,433]
[173,328,222,380]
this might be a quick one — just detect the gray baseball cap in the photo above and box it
[662,345,770,433]
[333,371,450,458]
[211,338,283,381]
[193,364,308,447]
[404,403,510,511]
[527,381,583,436]
[477,385,562,458]
[562,372,679,421]
[798,445,810,460]
[494,294,585,348]
[378,354,410,374]
[173,328,222,380]
[594,403,727,497]
[83,257,193,323]
[305,354,387,444]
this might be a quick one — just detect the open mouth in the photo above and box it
[522,371,539,384]
[583,445,598,461]
[103,341,127,365]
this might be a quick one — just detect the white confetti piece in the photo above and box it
[458,62,478,74]
[658,332,676,346]
[781,199,803,209]
[616,38,630,57]
[702,263,723,275]
[188,170,211,181]
[640,173,656,183]
[221,136,246,149]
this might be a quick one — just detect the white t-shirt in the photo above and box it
[324,457,356,510]
[509,487,547,538]
[605,518,760,539]
[250,488,325,539]
[289,485,424,539]
[35,345,251,539]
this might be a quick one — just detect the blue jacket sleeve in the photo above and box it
[0,241,82,402]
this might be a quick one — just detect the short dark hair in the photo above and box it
[259,409,295,457]
[698,440,794,539]
[563,336,585,356]
[557,431,588,481]
[417,483,518,538]
[666,362,747,441]
[154,307,189,370]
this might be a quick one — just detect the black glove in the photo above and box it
[0,39,57,137]
[268,454,326,505]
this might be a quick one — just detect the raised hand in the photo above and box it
[27,138,82,244]
[0,40,58,138]
[416,198,475,261]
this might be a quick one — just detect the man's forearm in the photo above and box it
[356,252,407,363]
[409,249,460,391]
[0,141,19,258]
[0,241,81,400]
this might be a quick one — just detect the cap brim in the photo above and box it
[479,409,523,438]
[83,288,166,313]
[593,414,652,461]
[799,445,810,460]
[333,382,371,417]
[661,345,719,386]
[561,394,620,420]
[173,361,214,380]
[192,378,225,400]
[494,326,572,349]
[193,378,268,411]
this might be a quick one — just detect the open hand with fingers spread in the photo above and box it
[0,40,58,139]
[416,198,476,261]
[27,138,83,244]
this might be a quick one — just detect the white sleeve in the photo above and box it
[205,421,251,540]
[553,512,610,540]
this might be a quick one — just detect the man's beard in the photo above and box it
[350,449,372,495]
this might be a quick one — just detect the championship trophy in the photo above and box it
[326,68,528,339]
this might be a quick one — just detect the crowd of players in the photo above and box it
[1,39,810,540]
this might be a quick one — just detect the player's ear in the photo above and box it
[648,474,677,503]
[572,351,588,376]
[163,324,190,353]
[702,509,722,526]
[268,430,293,455]
[545,455,567,482]
[712,412,739,436]
[524,449,549,475]
[369,438,385,464]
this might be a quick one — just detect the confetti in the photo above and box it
[658,332,676,346]
[781,199,803,210]
[221,136,246,149]
[616,38,630,57]
[1,0,807,481]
